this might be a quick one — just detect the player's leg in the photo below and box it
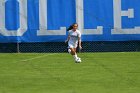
[74,48,81,61]
[74,48,77,52]
[69,48,78,60]
[68,43,81,62]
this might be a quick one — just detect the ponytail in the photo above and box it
[67,25,73,31]
[67,23,78,31]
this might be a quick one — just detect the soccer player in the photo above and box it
[65,23,82,63]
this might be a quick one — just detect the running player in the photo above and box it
[65,23,82,63]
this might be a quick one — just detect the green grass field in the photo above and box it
[0,52,140,93]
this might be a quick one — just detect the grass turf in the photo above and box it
[0,52,140,93]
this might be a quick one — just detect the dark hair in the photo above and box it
[67,23,78,31]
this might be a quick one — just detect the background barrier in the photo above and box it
[0,0,140,52]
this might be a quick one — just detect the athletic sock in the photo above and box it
[73,54,78,60]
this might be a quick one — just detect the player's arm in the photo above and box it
[78,37,82,49]
[78,31,82,49]
[65,34,70,43]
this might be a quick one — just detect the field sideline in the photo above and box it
[0,52,140,93]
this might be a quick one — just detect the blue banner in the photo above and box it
[0,0,140,42]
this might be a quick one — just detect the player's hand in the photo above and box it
[65,40,68,44]
[79,45,82,50]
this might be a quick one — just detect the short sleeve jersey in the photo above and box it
[68,30,81,44]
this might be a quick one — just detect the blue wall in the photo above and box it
[0,0,140,42]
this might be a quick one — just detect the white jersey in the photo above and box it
[68,30,81,48]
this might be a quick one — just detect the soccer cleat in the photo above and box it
[78,57,81,60]
[75,57,82,63]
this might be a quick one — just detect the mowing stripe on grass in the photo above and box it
[20,53,58,62]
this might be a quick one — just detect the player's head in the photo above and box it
[67,23,78,31]
[72,23,78,31]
